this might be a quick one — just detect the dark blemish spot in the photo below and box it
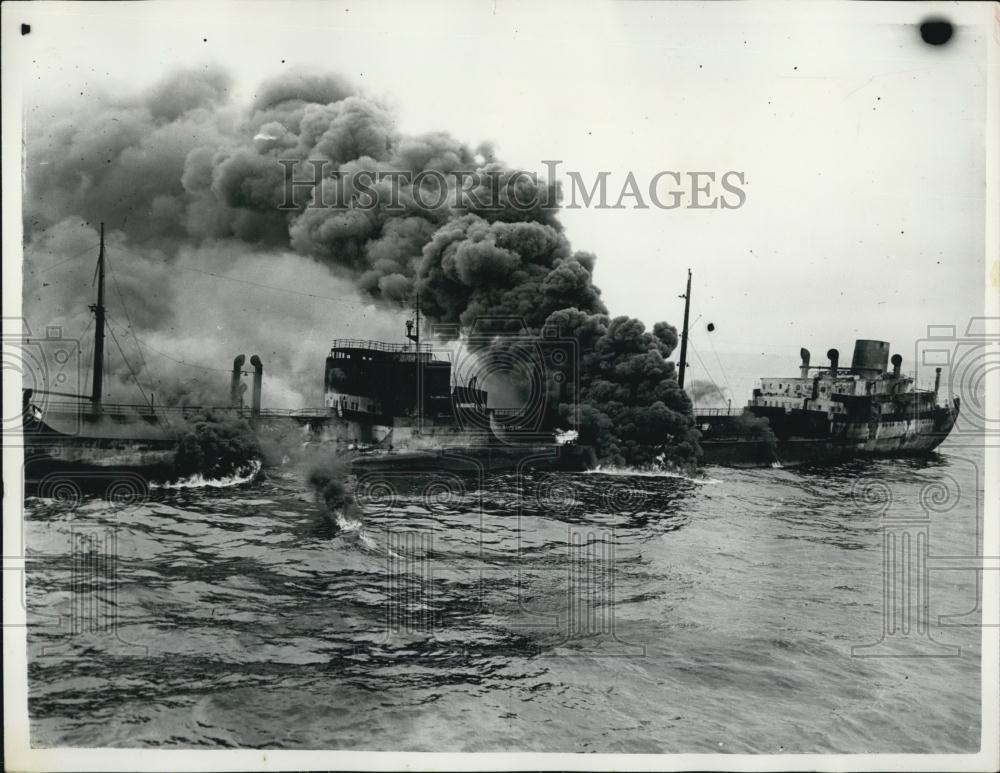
[706,323,716,333]
[920,18,954,46]
[21,23,30,35]
[203,38,208,42]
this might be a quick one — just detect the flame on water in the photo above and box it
[585,464,720,485]
[152,460,262,490]
[334,512,362,532]
[333,512,380,551]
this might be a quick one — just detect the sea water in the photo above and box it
[24,441,983,752]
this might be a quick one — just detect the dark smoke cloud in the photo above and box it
[546,310,698,466]
[23,66,698,466]
[688,379,728,408]
[173,410,261,479]
[417,216,605,332]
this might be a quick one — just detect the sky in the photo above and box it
[2,0,993,401]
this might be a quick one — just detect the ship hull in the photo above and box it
[699,435,952,468]
[351,443,592,475]
[21,407,179,489]
[697,399,959,467]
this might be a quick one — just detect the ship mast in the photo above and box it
[677,268,691,390]
[405,292,423,431]
[89,222,106,409]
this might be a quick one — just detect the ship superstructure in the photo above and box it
[324,339,485,422]
[747,340,957,450]
[696,339,960,465]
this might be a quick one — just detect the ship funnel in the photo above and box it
[891,354,903,378]
[827,348,839,376]
[799,348,811,378]
[851,339,890,375]
[250,355,263,417]
[934,367,942,396]
[230,354,246,406]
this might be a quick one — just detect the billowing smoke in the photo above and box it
[173,410,261,479]
[305,449,359,533]
[544,310,698,466]
[688,379,729,408]
[23,66,698,466]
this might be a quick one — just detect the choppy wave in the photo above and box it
[23,446,982,752]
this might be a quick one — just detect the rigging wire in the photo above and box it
[105,248,160,400]
[106,315,176,430]
[25,242,100,277]
[686,338,729,406]
[106,316,248,374]
[705,331,735,403]
[157,259,381,308]
[106,322,151,408]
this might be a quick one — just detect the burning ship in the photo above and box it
[19,225,584,490]
[320,316,588,473]
[694,340,960,466]
[20,231,958,483]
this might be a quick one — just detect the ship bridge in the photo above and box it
[330,338,433,355]
[325,338,486,420]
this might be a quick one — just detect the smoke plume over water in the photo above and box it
[23,67,698,465]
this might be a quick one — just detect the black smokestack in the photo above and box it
[230,354,246,406]
[891,353,902,378]
[250,355,263,416]
[799,348,810,379]
[827,348,839,376]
